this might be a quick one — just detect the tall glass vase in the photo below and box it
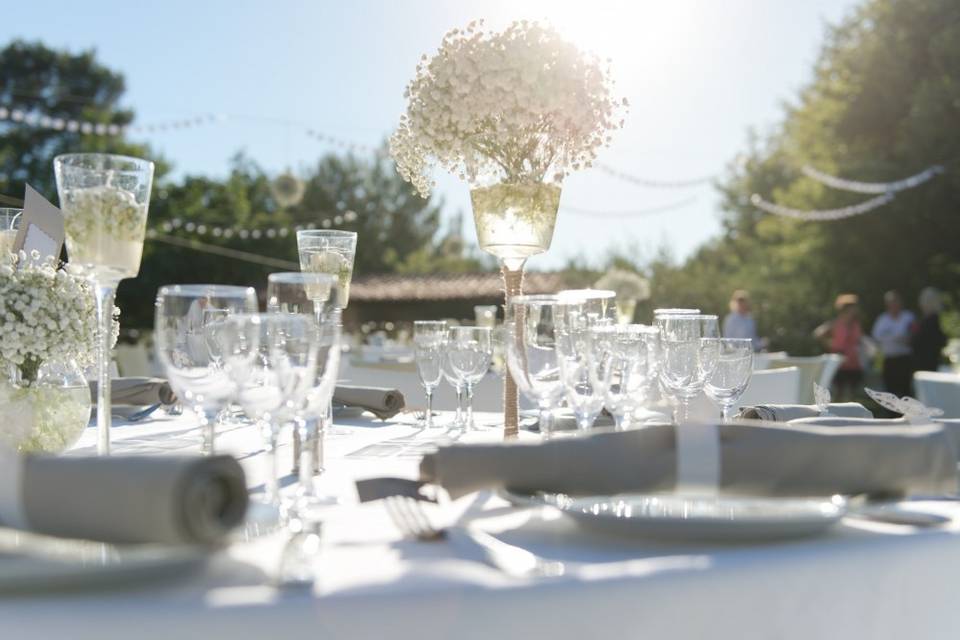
[470,182,561,439]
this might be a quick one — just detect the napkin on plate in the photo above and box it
[738,402,872,422]
[333,385,405,420]
[89,377,178,406]
[791,416,960,458]
[420,421,957,499]
[0,453,248,545]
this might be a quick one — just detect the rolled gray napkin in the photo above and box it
[791,417,960,461]
[89,377,178,406]
[0,454,247,545]
[420,422,957,499]
[738,402,872,422]
[333,385,405,420]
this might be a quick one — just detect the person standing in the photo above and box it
[871,290,916,397]
[912,287,947,372]
[814,294,864,401]
[722,290,762,351]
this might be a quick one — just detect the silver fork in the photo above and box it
[384,496,566,578]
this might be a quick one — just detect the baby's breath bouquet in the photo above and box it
[390,20,626,197]
[0,251,118,385]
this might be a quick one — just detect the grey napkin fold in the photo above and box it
[333,385,405,420]
[738,402,872,422]
[420,421,957,499]
[791,417,960,461]
[19,455,247,545]
[89,377,178,406]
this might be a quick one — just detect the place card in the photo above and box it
[11,184,65,264]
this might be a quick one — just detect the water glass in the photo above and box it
[559,289,618,324]
[448,326,493,430]
[414,321,447,428]
[592,324,657,429]
[296,230,357,308]
[505,295,564,437]
[656,313,720,423]
[154,284,258,454]
[704,338,754,421]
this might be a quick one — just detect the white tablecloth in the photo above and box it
[2,409,960,639]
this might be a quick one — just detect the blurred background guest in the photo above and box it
[815,293,864,401]
[723,289,762,351]
[871,290,916,397]
[912,287,947,372]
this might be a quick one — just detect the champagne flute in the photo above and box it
[704,338,754,422]
[154,285,258,454]
[414,321,447,428]
[55,153,154,456]
[448,326,493,430]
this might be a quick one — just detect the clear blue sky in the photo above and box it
[2,0,861,270]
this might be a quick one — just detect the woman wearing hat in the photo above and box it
[814,294,864,401]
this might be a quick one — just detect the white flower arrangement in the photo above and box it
[390,20,627,197]
[595,268,650,301]
[0,251,119,384]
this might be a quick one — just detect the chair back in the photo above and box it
[914,371,960,418]
[739,366,801,406]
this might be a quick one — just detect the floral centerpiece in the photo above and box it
[0,251,118,452]
[391,20,626,436]
[595,268,650,324]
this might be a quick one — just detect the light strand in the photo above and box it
[150,233,299,270]
[749,193,895,221]
[561,195,698,218]
[595,163,715,188]
[147,209,359,240]
[801,165,944,194]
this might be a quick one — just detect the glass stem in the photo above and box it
[199,407,219,456]
[676,398,690,425]
[298,417,317,499]
[425,389,434,428]
[93,284,116,456]
[538,402,554,439]
[455,386,464,426]
[721,403,735,424]
[466,384,475,430]
[262,419,280,507]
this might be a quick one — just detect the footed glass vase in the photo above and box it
[470,182,561,439]
[0,360,91,453]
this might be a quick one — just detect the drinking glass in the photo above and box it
[414,321,447,428]
[267,272,341,510]
[448,326,493,430]
[296,230,357,308]
[559,289,618,324]
[592,324,657,429]
[656,314,720,424]
[704,338,754,422]
[227,313,320,507]
[556,302,608,431]
[154,285,258,454]
[651,308,701,412]
[505,295,564,438]
[0,208,21,257]
[55,153,154,456]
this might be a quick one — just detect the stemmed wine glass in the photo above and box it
[413,321,447,428]
[154,285,258,454]
[505,295,564,438]
[226,313,320,508]
[266,272,341,510]
[296,230,357,308]
[555,300,608,431]
[704,338,754,422]
[656,313,720,424]
[447,326,493,430]
[55,153,154,456]
[592,324,657,429]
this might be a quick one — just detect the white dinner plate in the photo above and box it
[0,528,211,594]
[560,494,846,542]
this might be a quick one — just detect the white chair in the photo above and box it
[738,366,801,407]
[817,354,844,390]
[753,351,788,371]
[914,371,960,418]
[768,356,836,404]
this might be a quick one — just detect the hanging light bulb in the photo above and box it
[271,171,305,208]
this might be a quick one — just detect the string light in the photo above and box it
[146,209,359,240]
[749,193,895,221]
[801,165,943,194]
[595,163,715,188]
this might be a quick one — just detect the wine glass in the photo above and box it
[505,295,564,438]
[704,338,754,422]
[651,308,701,414]
[556,302,609,431]
[448,326,493,430]
[592,324,657,429]
[558,289,618,324]
[154,284,258,455]
[266,272,341,510]
[55,153,154,456]
[227,313,320,507]
[296,230,357,309]
[656,314,720,424]
[413,321,447,428]
[0,208,21,257]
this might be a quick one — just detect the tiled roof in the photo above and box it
[350,272,571,302]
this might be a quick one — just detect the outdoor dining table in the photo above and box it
[2,408,959,640]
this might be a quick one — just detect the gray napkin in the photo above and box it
[333,385,405,420]
[792,416,960,461]
[89,377,178,406]
[420,421,957,499]
[18,455,247,545]
[738,402,872,422]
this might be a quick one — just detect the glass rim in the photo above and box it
[654,308,701,316]
[508,294,561,306]
[267,271,337,285]
[156,284,256,298]
[54,152,155,172]
[414,320,448,327]
[449,325,493,334]
[557,288,616,301]
[296,229,358,239]
[656,313,718,321]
